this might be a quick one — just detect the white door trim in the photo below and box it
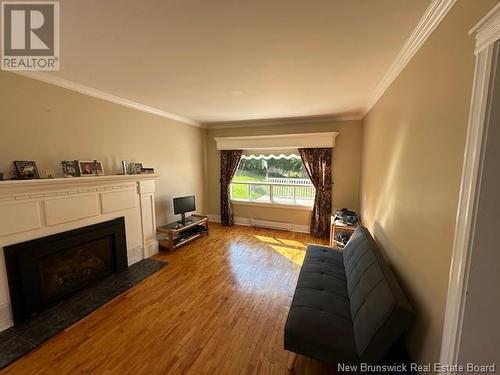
[470,2,500,55]
[439,3,500,370]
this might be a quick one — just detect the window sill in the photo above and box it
[230,199,313,211]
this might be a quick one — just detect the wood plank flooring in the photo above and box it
[1,224,338,375]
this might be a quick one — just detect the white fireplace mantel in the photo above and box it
[0,174,160,331]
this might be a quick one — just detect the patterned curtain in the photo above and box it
[298,148,333,238]
[220,150,243,226]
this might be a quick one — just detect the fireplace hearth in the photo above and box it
[4,218,128,323]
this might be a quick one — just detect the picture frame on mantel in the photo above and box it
[128,163,143,175]
[13,161,40,179]
[78,160,104,176]
[61,160,81,177]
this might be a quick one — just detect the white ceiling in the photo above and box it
[41,0,432,124]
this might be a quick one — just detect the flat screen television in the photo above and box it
[173,195,196,224]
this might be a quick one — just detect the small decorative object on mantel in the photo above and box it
[140,167,155,174]
[61,160,81,177]
[13,161,40,179]
[128,163,143,175]
[121,160,128,175]
[78,160,104,176]
[45,170,55,179]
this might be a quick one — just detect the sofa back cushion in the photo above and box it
[343,226,414,362]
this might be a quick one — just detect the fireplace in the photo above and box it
[4,218,128,323]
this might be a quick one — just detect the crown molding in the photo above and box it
[470,1,500,55]
[204,113,363,129]
[14,72,201,127]
[364,0,458,117]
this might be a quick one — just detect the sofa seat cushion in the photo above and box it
[285,245,357,364]
[285,305,357,365]
[292,286,350,320]
[299,245,346,283]
[296,272,348,300]
[304,245,345,268]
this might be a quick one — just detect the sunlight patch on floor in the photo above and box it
[276,238,306,249]
[268,245,305,265]
[254,235,307,265]
[254,235,282,245]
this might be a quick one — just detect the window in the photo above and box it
[230,154,315,207]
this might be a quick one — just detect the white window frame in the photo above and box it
[229,155,315,210]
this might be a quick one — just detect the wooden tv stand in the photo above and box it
[157,215,209,252]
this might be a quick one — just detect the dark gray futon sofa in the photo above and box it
[284,226,414,368]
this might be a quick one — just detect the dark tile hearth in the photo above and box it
[13,305,78,347]
[0,258,167,370]
[0,330,34,368]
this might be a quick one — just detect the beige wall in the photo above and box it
[0,72,206,227]
[360,0,498,364]
[205,120,363,226]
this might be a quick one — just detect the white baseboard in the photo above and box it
[290,224,310,234]
[207,214,250,226]
[207,214,310,234]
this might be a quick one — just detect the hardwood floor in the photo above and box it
[1,224,338,375]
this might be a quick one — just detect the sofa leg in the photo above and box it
[287,352,297,370]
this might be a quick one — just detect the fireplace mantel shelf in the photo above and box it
[0,174,159,189]
[0,174,160,198]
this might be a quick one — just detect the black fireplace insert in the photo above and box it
[4,218,128,323]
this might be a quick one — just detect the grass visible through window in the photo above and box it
[230,155,315,206]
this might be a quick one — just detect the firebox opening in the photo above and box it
[39,237,114,305]
[4,217,128,323]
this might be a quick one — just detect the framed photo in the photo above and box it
[78,160,104,176]
[61,160,81,177]
[140,167,155,174]
[14,161,40,179]
[128,163,143,174]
